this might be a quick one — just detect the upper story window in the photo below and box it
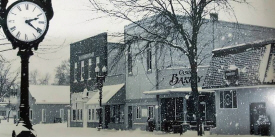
[88,59,92,79]
[74,62,77,82]
[220,90,237,108]
[147,45,152,72]
[96,57,100,64]
[81,61,84,81]
[128,46,133,75]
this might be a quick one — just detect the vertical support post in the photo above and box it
[18,49,33,130]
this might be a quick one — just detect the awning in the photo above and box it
[86,84,125,105]
[202,85,275,91]
[143,87,214,95]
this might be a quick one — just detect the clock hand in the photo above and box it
[26,18,39,23]
[25,21,42,34]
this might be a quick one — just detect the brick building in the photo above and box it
[69,33,126,129]
[203,39,275,135]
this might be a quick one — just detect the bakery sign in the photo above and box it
[169,70,203,86]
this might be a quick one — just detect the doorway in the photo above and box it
[105,105,110,128]
[128,106,133,129]
[250,102,266,135]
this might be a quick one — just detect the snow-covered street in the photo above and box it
[0,119,263,137]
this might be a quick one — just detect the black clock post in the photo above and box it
[0,0,54,137]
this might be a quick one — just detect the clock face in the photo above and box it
[6,1,48,42]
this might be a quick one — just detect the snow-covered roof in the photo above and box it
[86,84,124,105]
[212,39,275,55]
[29,85,70,105]
[143,87,214,95]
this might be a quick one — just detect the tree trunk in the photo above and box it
[189,54,202,136]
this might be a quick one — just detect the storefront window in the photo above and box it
[72,110,76,120]
[148,106,154,118]
[110,105,124,123]
[92,109,95,120]
[136,106,141,119]
[88,109,91,120]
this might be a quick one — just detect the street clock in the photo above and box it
[2,0,51,50]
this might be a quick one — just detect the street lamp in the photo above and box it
[95,65,107,130]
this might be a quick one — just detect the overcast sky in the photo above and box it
[0,0,275,84]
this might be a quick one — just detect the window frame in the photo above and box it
[148,106,154,119]
[74,62,77,82]
[220,90,237,109]
[136,106,141,119]
[42,109,46,122]
[127,46,133,75]
[81,61,84,81]
[88,59,92,79]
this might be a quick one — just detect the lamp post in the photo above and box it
[95,65,107,130]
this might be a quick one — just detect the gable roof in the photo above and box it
[29,85,70,104]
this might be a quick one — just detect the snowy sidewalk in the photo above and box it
[0,120,264,137]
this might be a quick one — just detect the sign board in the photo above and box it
[142,109,147,117]
[78,52,94,61]
[158,66,208,89]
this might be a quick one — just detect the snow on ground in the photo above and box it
[0,119,263,137]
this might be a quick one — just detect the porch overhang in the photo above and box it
[86,84,125,105]
[143,87,214,95]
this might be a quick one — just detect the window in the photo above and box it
[220,90,237,108]
[81,61,84,81]
[77,109,80,120]
[30,109,33,120]
[92,109,95,120]
[73,110,76,120]
[127,47,133,74]
[88,109,91,120]
[80,109,83,120]
[96,57,100,64]
[74,62,77,82]
[147,45,152,71]
[88,59,92,79]
[110,105,124,123]
[60,109,64,122]
[148,106,154,118]
[136,106,141,119]
[96,109,99,120]
[42,109,46,122]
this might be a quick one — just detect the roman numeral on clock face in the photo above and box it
[17,6,21,11]
[25,4,29,10]
[16,31,21,38]
[25,34,28,41]
[10,26,16,32]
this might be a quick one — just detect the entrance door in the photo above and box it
[128,106,133,129]
[105,105,110,128]
[250,102,266,135]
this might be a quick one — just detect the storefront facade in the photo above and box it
[144,67,216,130]
[203,40,275,135]
[70,33,126,129]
